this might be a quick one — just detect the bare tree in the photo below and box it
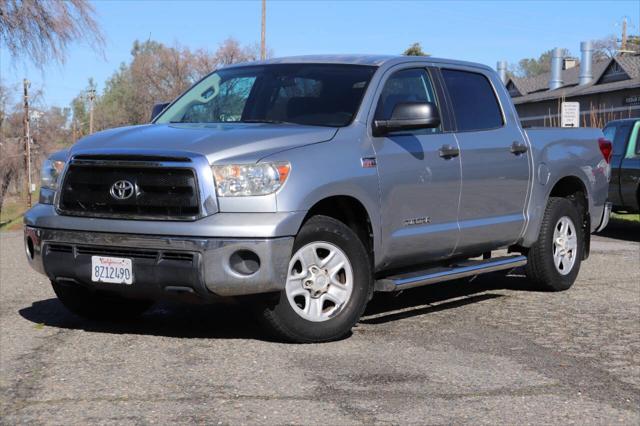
[0,0,104,68]
[0,82,66,218]
[85,38,267,131]
[592,35,619,60]
[0,83,22,218]
[214,37,261,66]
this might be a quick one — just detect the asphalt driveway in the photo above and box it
[1,221,639,424]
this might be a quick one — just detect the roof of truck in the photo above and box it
[224,54,493,72]
[605,117,640,126]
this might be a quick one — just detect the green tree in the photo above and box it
[403,42,428,56]
[70,79,96,138]
[517,50,554,77]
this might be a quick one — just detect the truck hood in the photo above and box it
[69,123,338,163]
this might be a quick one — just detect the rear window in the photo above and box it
[604,123,632,156]
[441,69,504,132]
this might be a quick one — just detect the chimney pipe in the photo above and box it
[579,41,593,85]
[497,60,508,84]
[549,47,564,90]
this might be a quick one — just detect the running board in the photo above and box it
[375,255,527,292]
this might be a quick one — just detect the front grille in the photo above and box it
[160,252,195,262]
[58,161,200,220]
[48,244,73,254]
[46,243,196,263]
[76,245,158,259]
[73,154,192,163]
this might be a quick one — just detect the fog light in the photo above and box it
[229,250,261,276]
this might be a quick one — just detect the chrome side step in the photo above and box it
[375,255,527,292]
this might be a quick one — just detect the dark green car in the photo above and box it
[604,118,640,213]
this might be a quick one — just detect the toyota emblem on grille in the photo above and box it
[110,180,135,200]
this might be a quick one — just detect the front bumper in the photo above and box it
[24,226,294,299]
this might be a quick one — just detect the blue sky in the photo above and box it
[1,0,638,108]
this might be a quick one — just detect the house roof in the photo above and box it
[507,55,640,105]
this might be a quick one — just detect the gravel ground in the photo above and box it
[1,221,639,425]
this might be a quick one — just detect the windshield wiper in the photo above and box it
[167,119,295,125]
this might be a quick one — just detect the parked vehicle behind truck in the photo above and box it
[603,118,640,213]
[25,55,612,342]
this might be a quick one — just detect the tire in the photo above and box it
[525,197,584,291]
[257,215,372,343]
[51,280,153,320]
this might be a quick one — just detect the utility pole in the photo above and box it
[621,16,628,52]
[22,79,32,208]
[261,0,266,60]
[88,88,96,134]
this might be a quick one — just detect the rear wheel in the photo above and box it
[51,280,153,320]
[257,215,372,343]
[526,197,583,291]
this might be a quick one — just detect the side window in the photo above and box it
[612,124,631,156]
[375,68,441,133]
[441,69,504,131]
[624,121,640,157]
[602,125,616,142]
[634,123,640,156]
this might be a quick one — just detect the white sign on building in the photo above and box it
[561,102,580,128]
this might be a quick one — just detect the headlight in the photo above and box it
[40,158,66,190]
[212,162,290,197]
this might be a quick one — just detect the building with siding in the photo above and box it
[501,43,640,128]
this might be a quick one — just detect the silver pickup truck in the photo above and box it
[24,55,612,342]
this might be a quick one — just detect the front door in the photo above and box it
[372,67,461,270]
[441,68,531,254]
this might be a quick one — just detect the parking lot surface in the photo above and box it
[1,222,639,424]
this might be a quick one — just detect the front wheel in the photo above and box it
[257,215,372,343]
[526,197,584,291]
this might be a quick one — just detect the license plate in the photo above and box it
[91,256,133,285]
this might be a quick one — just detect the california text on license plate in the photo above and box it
[91,256,133,285]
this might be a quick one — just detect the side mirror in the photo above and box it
[373,102,441,136]
[150,102,170,122]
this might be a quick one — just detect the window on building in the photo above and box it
[506,81,521,97]
[597,61,630,84]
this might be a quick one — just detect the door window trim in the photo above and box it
[367,64,455,137]
[439,67,507,133]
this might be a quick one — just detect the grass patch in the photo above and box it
[0,215,24,231]
[0,196,30,232]
[611,212,640,223]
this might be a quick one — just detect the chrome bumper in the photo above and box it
[24,226,293,298]
[595,202,612,233]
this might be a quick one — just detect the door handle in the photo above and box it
[439,145,460,159]
[510,141,528,155]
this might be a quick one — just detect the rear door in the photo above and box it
[619,121,640,210]
[441,68,531,255]
[604,122,633,207]
[371,66,461,270]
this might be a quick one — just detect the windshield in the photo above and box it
[155,64,377,127]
